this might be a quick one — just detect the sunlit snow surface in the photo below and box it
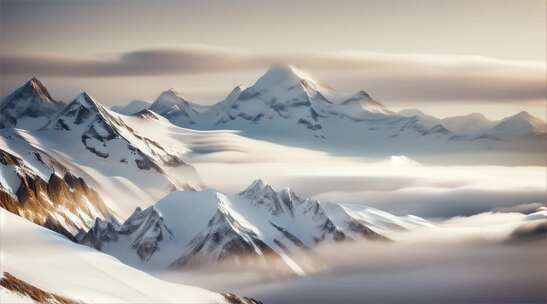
[0,209,227,303]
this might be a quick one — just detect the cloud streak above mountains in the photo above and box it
[1,46,545,103]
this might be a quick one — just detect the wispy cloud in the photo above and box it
[1,46,545,103]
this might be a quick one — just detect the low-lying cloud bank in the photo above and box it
[158,212,546,304]
[316,188,546,218]
[506,220,547,243]
[192,148,546,218]
[242,240,547,304]
[1,46,545,103]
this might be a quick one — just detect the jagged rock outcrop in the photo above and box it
[0,148,114,239]
[222,292,264,304]
[80,206,174,262]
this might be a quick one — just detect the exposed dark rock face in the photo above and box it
[123,207,174,261]
[0,148,114,239]
[270,222,308,248]
[133,109,160,120]
[170,209,282,269]
[346,220,390,241]
[222,292,264,304]
[1,272,81,304]
[0,187,19,215]
[78,218,120,250]
[80,206,174,262]
[43,217,78,242]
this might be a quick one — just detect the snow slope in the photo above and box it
[0,208,235,303]
[324,203,434,238]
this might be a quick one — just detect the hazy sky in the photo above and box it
[1,0,545,119]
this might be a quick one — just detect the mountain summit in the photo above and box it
[253,63,322,92]
[0,78,64,129]
[491,111,547,136]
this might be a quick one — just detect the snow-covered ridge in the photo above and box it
[79,179,428,274]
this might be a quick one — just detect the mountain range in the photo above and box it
[0,77,271,303]
[0,74,433,276]
[0,67,546,302]
[112,64,547,162]
[0,70,545,240]
[78,179,430,274]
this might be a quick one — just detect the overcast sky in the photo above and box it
[1,0,545,119]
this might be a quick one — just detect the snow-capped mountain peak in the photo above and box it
[0,77,64,129]
[150,89,191,113]
[510,111,543,123]
[74,92,100,110]
[239,178,270,196]
[338,91,391,115]
[148,89,202,125]
[111,100,151,115]
[491,111,546,136]
[47,91,121,135]
[218,85,246,105]
[24,77,55,100]
[253,63,322,92]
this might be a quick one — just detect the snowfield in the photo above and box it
[0,208,234,303]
